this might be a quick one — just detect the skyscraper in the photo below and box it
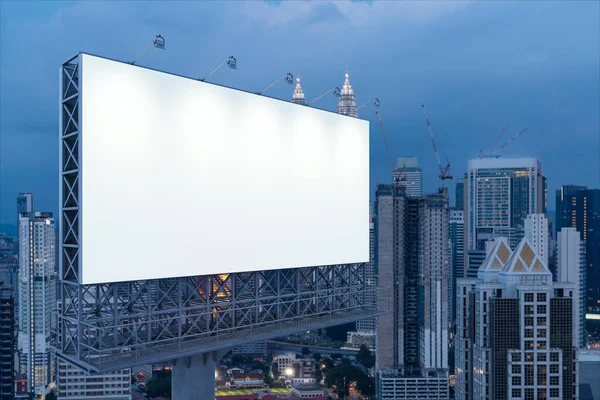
[455,180,464,210]
[376,181,449,400]
[336,70,358,117]
[557,228,586,348]
[356,204,377,333]
[16,193,34,218]
[0,284,15,400]
[555,185,600,314]
[524,214,549,268]
[395,158,423,198]
[464,158,546,277]
[450,209,464,327]
[455,237,579,400]
[18,212,56,396]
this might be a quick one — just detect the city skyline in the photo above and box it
[1,0,599,229]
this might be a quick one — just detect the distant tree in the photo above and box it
[147,374,172,398]
[266,352,274,365]
[313,352,322,362]
[331,353,342,359]
[314,365,323,383]
[322,357,335,370]
[356,375,376,396]
[46,392,57,400]
[356,344,375,369]
[271,362,280,379]
[264,374,274,386]
[341,357,351,365]
[325,364,373,397]
[231,354,246,366]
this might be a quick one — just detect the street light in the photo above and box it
[308,86,341,106]
[200,56,237,82]
[285,367,293,377]
[131,34,166,65]
[358,98,380,110]
[258,73,294,95]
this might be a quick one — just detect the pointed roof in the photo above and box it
[501,238,551,275]
[336,56,358,117]
[291,58,306,105]
[478,237,512,271]
[291,75,306,105]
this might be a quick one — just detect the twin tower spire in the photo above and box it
[291,56,358,118]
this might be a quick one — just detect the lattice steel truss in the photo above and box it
[55,54,382,373]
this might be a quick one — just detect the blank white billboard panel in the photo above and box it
[79,54,369,284]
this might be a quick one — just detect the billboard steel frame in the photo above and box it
[55,54,382,373]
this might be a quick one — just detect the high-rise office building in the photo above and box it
[450,209,464,328]
[557,228,586,348]
[455,237,579,400]
[18,212,56,396]
[395,158,423,198]
[0,284,15,400]
[455,180,464,210]
[464,158,546,277]
[524,214,549,268]
[57,360,131,400]
[336,70,358,117]
[555,185,600,314]
[346,205,377,349]
[376,181,449,400]
[356,205,377,333]
[16,193,34,218]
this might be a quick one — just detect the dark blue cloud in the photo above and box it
[0,0,598,228]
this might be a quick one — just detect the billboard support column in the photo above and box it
[172,350,228,400]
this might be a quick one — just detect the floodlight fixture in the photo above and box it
[358,98,380,110]
[130,34,166,65]
[258,72,294,95]
[285,367,294,377]
[308,86,341,106]
[201,56,237,82]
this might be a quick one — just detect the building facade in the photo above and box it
[376,181,449,399]
[450,209,465,328]
[17,212,57,396]
[464,158,546,277]
[455,237,579,400]
[524,214,549,269]
[0,284,15,400]
[557,227,586,348]
[456,180,464,210]
[396,157,423,198]
[57,360,131,400]
[555,185,600,315]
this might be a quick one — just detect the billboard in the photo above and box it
[77,53,369,284]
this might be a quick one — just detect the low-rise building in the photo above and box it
[232,373,264,388]
[290,385,324,399]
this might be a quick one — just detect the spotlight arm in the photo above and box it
[308,86,340,105]
[130,35,165,65]
[200,56,236,82]
[258,73,293,95]
[358,98,380,110]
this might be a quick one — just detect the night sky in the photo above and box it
[1,1,599,232]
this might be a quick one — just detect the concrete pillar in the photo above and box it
[172,351,224,400]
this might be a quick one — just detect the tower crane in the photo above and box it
[376,112,406,181]
[498,128,528,150]
[421,104,452,186]
[479,125,508,158]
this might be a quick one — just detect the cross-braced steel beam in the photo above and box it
[54,54,384,374]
